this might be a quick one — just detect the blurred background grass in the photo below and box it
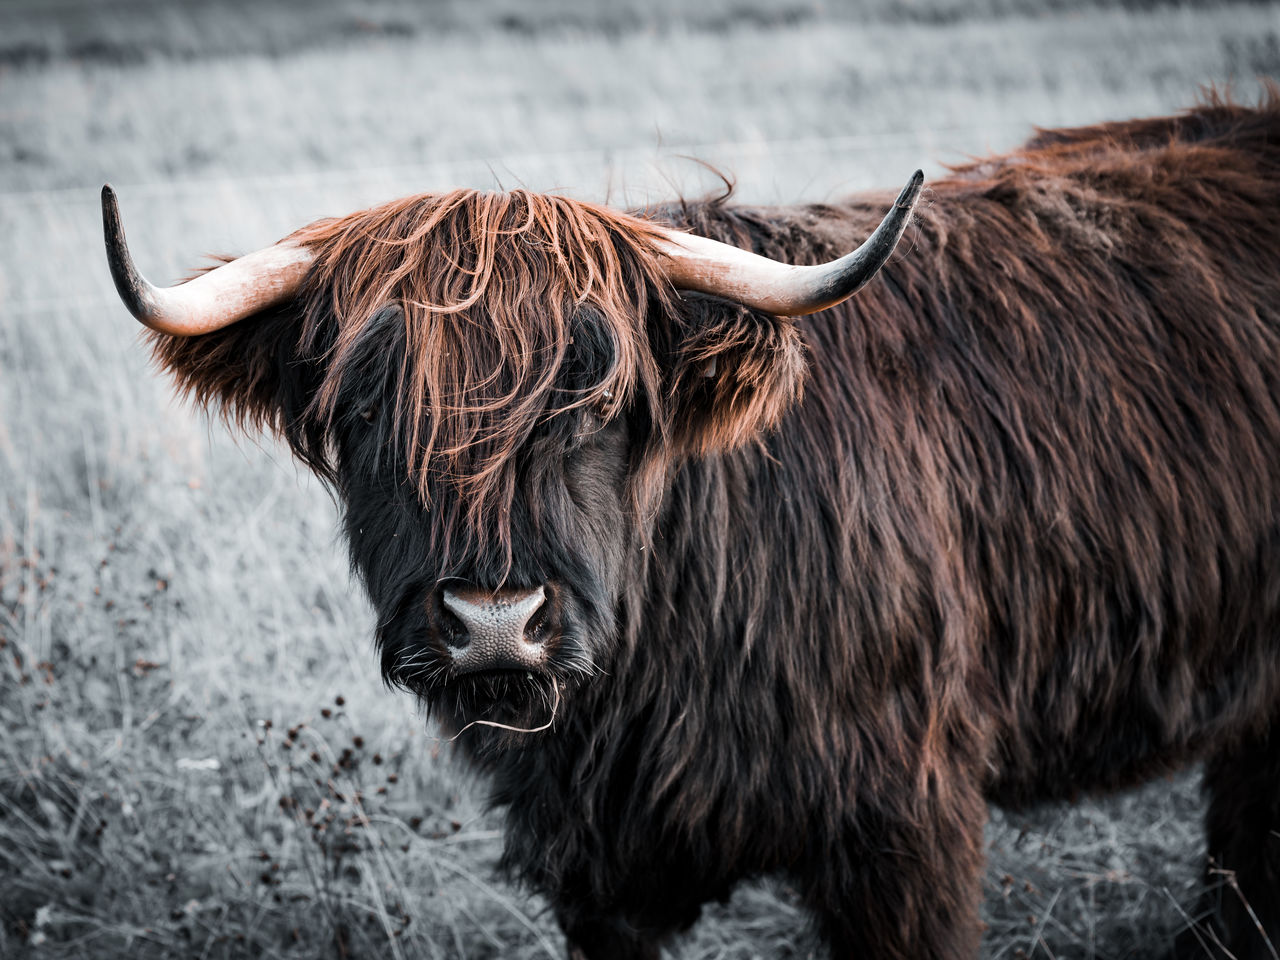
[1,0,1276,956]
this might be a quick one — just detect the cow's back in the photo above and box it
[785,98,1280,808]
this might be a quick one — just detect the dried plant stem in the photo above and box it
[437,680,560,742]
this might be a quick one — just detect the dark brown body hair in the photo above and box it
[147,93,1280,959]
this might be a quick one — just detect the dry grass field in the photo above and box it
[1,0,1278,956]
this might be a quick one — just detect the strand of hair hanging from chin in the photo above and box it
[433,679,562,743]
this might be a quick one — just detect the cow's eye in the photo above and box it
[360,404,378,424]
[571,402,610,444]
[578,408,602,435]
[594,389,615,421]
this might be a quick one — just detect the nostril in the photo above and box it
[438,600,470,647]
[523,599,549,642]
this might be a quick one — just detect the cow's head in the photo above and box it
[101,175,921,741]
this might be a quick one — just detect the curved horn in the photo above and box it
[654,169,923,317]
[101,184,314,337]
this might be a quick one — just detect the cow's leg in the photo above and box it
[1179,726,1280,960]
[799,795,987,960]
[558,910,662,960]
[552,862,710,959]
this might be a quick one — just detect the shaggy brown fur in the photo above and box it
[294,192,673,522]
[143,91,1280,960]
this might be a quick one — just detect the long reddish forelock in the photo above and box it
[295,188,673,535]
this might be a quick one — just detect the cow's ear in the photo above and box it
[145,299,307,435]
[663,295,807,456]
